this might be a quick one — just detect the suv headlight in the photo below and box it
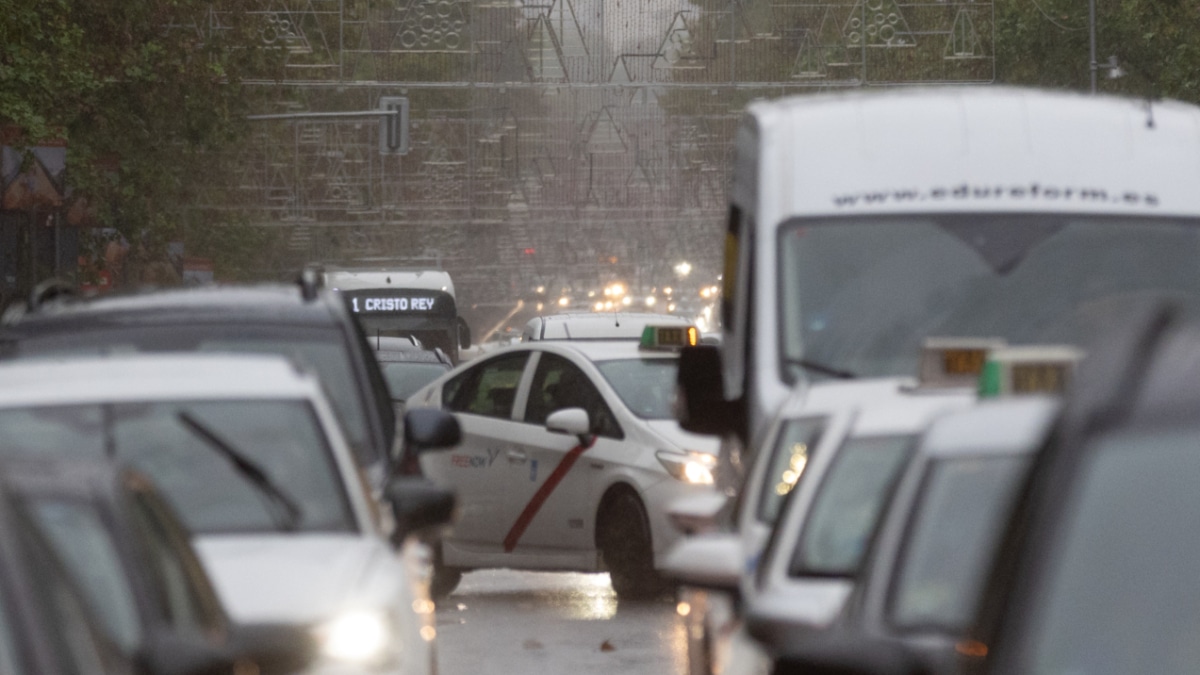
[316,610,396,665]
[656,450,716,485]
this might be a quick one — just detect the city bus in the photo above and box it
[324,268,471,362]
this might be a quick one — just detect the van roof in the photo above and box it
[741,86,1200,220]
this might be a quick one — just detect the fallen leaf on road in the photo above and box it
[600,640,616,652]
[523,639,544,650]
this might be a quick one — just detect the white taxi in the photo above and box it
[409,326,720,599]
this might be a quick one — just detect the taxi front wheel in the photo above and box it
[598,491,670,600]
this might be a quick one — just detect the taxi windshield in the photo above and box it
[595,358,679,420]
[779,215,1200,381]
[0,401,356,535]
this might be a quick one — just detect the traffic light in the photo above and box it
[378,96,409,155]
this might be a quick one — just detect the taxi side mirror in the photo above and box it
[546,408,593,446]
[676,345,741,436]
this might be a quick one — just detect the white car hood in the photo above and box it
[195,533,401,625]
[645,420,721,455]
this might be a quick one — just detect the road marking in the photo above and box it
[503,437,596,552]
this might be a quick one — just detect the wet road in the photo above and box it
[436,570,687,675]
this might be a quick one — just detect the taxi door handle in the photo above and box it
[506,449,527,464]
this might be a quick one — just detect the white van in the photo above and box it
[677,86,1200,464]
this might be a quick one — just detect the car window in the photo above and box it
[10,325,378,466]
[525,354,623,439]
[0,401,357,535]
[595,358,678,420]
[0,406,106,457]
[756,417,826,524]
[445,353,529,419]
[0,579,25,675]
[1021,429,1200,675]
[888,456,1029,633]
[790,435,913,577]
[25,498,143,653]
[18,522,111,675]
[128,488,224,640]
[381,362,451,401]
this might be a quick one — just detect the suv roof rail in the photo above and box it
[297,265,324,302]
[29,278,76,311]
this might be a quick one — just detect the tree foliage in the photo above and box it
[995,0,1200,102]
[0,0,283,280]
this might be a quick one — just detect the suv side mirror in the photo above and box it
[383,477,457,544]
[457,317,472,349]
[395,408,461,476]
[403,409,461,453]
[676,345,741,436]
[771,632,930,675]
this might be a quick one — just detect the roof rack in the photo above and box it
[296,265,324,302]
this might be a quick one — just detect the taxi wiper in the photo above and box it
[176,411,302,532]
[785,358,857,380]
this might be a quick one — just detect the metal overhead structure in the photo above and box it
[195,0,994,305]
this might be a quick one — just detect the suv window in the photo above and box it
[444,353,529,419]
[525,354,622,439]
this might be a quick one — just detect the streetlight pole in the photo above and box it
[1089,0,1097,93]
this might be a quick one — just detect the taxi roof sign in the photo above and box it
[919,337,1007,388]
[640,325,699,351]
[978,345,1086,398]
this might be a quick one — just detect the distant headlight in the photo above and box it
[656,450,716,485]
[317,610,395,665]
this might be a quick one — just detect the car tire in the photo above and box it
[598,490,669,600]
[429,545,462,600]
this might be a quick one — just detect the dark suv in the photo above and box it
[0,278,398,482]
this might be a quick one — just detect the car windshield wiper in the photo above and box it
[785,358,857,380]
[176,411,302,532]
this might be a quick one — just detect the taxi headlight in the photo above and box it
[316,610,395,665]
[656,450,716,485]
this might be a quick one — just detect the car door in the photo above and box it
[422,351,533,551]
[502,351,625,555]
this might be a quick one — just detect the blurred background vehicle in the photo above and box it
[668,379,974,675]
[0,354,459,675]
[369,335,454,419]
[756,396,1059,675]
[0,464,135,675]
[7,457,315,675]
[0,278,400,483]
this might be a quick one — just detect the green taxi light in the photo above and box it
[978,345,1085,398]
[640,325,699,351]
